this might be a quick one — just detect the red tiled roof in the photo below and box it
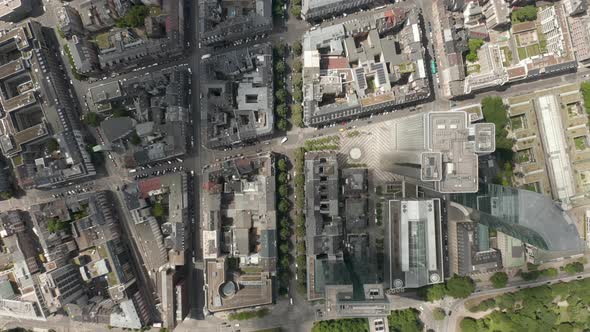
[324,56,349,69]
[138,177,161,198]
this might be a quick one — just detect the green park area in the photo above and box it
[311,309,422,332]
[463,277,590,332]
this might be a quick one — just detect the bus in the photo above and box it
[431,60,437,75]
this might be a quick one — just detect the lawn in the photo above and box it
[526,44,541,57]
[517,47,527,60]
[12,155,22,166]
[106,271,118,286]
[516,149,531,163]
[467,64,481,75]
[574,136,587,151]
[94,33,111,49]
[501,46,513,66]
[510,115,525,130]
[97,245,108,259]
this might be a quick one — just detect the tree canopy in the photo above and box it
[564,262,584,275]
[466,278,590,332]
[277,159,288,172]
[276,104,288,117]
[312,318,369,332]
[387,309,422,332]
[466,38,484,62]
[151,202,166,217]
[446,274,475,298]
[46,138,59,153]
[292,60,302,73]
[512,6,538,23]
[490,272,508,288]
[293,40,302,56]
[481,96,513,161]
[83,112,101,127]
[422,275,475,301]
[116,5,151,28]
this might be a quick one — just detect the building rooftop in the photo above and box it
[0,21,95,189]
[201,154,276,312]
[302,6,430,126]
[387,199,444,289]
[385,111,494,193]
[506,83,590,204]
[198,0,272,46]
[201,43,274,148]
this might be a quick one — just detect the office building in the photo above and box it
[563,0,587,16]
[201,154,276,313]
[57,5,85,38]
[382,111,495,193]
[198,0,272,47]
[0,0,32,22]
[386,199,444,290]
[201,43,274,148]
[302,7,430,126]
[447,202,502,276]
[450,184,585,253]
[0,21,95,189]
[301,0,378,21]
[481,0,510,30]
[67,35,100,75]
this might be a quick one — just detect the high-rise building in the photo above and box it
[481,0,510,30]
[450,184,585,253]
[386,199,444,290]
[382,111,495,193]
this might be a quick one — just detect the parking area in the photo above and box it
[132,158,186,180]
[369,317,389,332]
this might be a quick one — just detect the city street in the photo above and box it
[1,0,590,331]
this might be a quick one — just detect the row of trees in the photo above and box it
[293,147,307,294]
[464,277,590,332]
[291,40,304,127]
[311,318,369,332]
[276,157,292,295]
[274,45,290,131]
[290,0,302,18]
[272,0,286,17]
[419,274,475,301]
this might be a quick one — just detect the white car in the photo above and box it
[280,137,288,144]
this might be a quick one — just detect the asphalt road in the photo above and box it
[186,0,206,320]
[3,1,590,331]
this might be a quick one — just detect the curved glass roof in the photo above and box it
[451,184,584,252]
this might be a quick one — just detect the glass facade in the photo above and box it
[451,184,584,252]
